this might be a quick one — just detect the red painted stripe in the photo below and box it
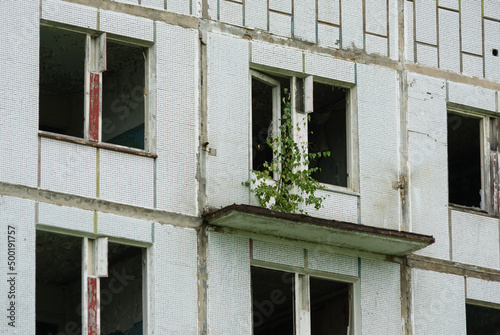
[89,73,100,142]
[88,277,98,335]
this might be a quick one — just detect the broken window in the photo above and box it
[309,83,348,187]
[39,25,148,150]
[251,266,352,335]
[250,70,352,189]
[36,231,145,335]
[466,303,500,334]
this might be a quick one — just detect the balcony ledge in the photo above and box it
[203,204,434,256]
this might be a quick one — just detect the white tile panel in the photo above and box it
[308,250,358,277]
[467,277,500,305]
[439,0,459,10]
[365,0,387,36]
[99,150,154,208]
[268,11,292,38]
[415,0,437,45]
[405,0,415,62]
[153,224,198,334]
[317,0,340,25]
[357,65,401,230]
[460,0,483,55]
[361,259,400,335]
[451,210,499,269]
[220,0,243,27]
[293,0,316,43]
[207,33,250,208]
[98,212,152,243]
[40,138,97,198]
[245,0,267,30]
[317,23,341,49]
[365,33,388,57]
[341,0,364,50]
[416,43,438,68]
[407,73,449,259]
[252,41,303,73]
[412,269,466,335]
[166,0,191,15]
[269,0,292,14]
[99,10,154,42]
[38,203,94,234]
[42,0,97,30]
[253,240,304,267]
[113,0,138,5]
[304,52,355,83]
[448,81,496,112]
[462,53,484,78]
[407,73,447,142]
[0,2,38,188]
[0,196,36,335]
[156,23,199,216]
[207,0,218,20]
[304,190,358,223]
[484,0,500,20]
[438,9,460,73]
[207,232,252,334]
[142,0,165,10]
[484,19,500,83]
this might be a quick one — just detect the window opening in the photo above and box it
[102,41,146,150]
[36,231,82,334]
[39,25,148,150]
[447,113,482,208]
[466,303,500,334]
[309,83,348,187]
[39,26,85,138]
[36,231,145,335]
[251,267,295,335]
[310,277,350,335]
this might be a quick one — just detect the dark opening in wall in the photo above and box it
[39,26,85,138]
[251,267,294,335]
[309,83,347,187]
[447,113,482,208]
[493,48,498,57]
[102,41,146,150]
[310,277,350,335]
[36,231,82,334]
[252,78,274,172]
[466,303,500,334]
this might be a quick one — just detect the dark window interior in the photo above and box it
[251,267,294,335]
[447,113,482,208]
[251,75,290,172]
[310,277,350,335]
[466,303,500,334]
[101,243,143,335]
[36,231,82,334]
[102,41,146,150]
[309,83,347,187]
[39,26,85,138]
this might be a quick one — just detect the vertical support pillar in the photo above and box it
[295,273,311,335]
[89,73,100,142]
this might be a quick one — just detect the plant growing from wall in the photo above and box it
[245,89,330,214]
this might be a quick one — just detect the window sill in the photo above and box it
[448,203,497,218]
[38,131,157,158]
[319,184,360,197]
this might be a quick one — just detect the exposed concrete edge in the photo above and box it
[407,254,500,282]
[62,0,199,29]
[0,182,201,229]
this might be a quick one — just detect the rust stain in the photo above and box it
[89,73,100,143]
[88,277,98,335]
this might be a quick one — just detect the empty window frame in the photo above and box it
[251,266,353,335]
[447,111,500,214]
[466,303,500,334]
[39,25,149,150]
[308,83,348,187]
[36,231,146,335]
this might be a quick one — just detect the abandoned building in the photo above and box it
[1,0,500,334]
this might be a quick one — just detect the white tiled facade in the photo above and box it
[1,0,499,334]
